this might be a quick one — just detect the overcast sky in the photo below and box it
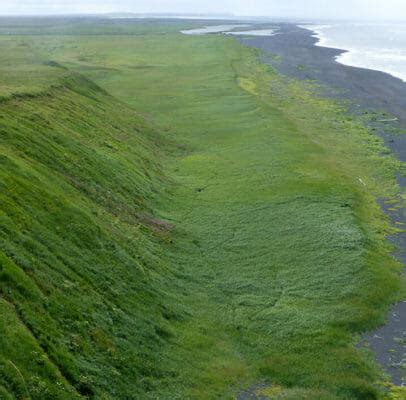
[1,1,406,21]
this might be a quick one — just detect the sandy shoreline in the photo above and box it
[236,23,405,386]
[236,23,406,161]
[298,24,406,84]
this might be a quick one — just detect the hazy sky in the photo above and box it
[1,0,406,20]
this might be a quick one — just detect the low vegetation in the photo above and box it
[0,19,404,399]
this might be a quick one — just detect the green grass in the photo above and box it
[0,21,404,399]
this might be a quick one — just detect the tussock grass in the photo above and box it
[0,22,404,399]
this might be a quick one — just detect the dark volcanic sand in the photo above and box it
[238,23,406,162]
[236,24,405,386]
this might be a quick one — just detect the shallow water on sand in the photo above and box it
[225,29,277,37]
[180,24,250,35]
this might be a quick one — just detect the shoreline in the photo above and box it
[298,24,406,84]
[236,23,405,386]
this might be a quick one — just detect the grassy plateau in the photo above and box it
[0,18,404,399]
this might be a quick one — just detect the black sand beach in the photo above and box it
[237,23,405,386]
[238,24,406,161]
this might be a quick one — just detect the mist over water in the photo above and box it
[301,23,406,82]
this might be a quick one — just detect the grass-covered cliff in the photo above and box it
[0,71,185,398]
[0,18,404,399]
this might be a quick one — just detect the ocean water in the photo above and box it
[300,23,406,82]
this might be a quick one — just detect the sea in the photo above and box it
[299,23,406,82]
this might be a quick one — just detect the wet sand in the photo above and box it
[236,23,405,386]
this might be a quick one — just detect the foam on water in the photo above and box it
[299,23,406,82]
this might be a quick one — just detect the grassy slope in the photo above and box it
[0,53,185,398]
[0,22,404,399]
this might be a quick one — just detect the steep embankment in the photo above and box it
[0,25,404,400]
[0,70,184,399]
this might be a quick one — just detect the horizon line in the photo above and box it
[0,12,404,23]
